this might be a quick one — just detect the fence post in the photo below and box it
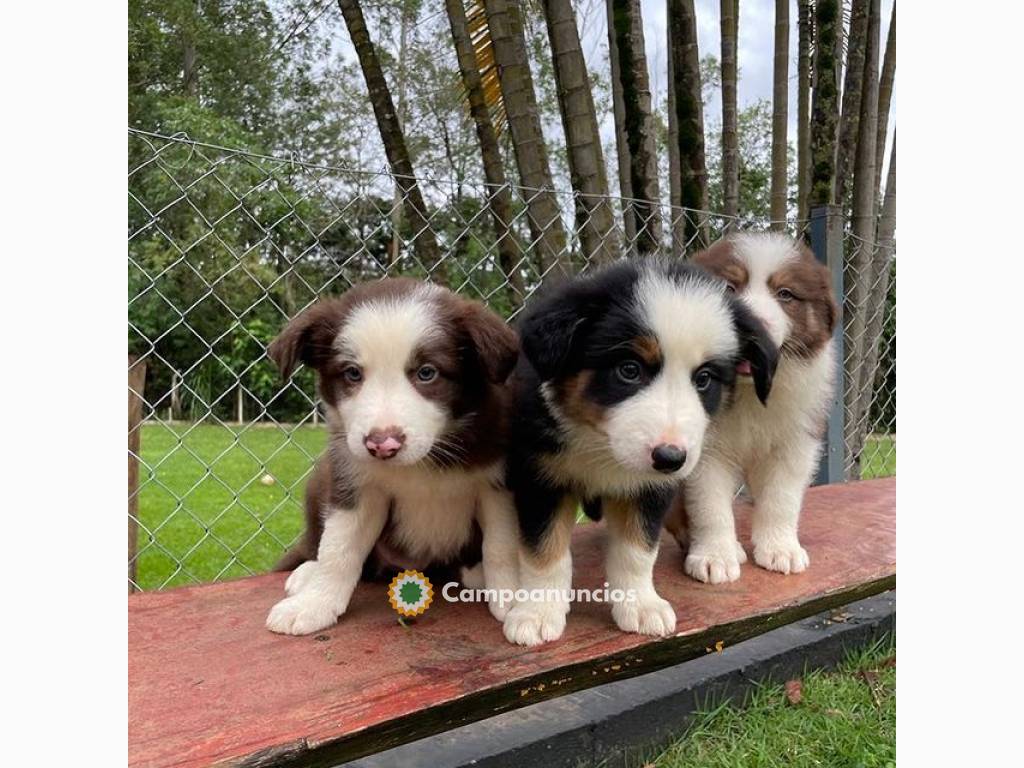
[129,354,147,593]
[810,205,845,485]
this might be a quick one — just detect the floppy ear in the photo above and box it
[518,285,601,381]
[267,301,343,379]
[732,302,779,405]
[459,300,519,383]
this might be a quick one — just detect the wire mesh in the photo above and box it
[128,129,894,591]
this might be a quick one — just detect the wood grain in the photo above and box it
[129,478,895,768]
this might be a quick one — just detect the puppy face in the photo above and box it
[521,261,777,480]
[694,233,838,360]
[269,279,517,467]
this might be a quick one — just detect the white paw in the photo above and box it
[685,539,747,584]
[487,594,514,622]
[612,594,677,637]
[266,593,340,636]
[284,560,318,596]
[459,563,485,590]
[503,602,567,646]
[753,538,809,575]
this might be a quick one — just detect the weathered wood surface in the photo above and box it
[129,478,895,768]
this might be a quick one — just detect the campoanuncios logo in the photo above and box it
[388,569,434,617]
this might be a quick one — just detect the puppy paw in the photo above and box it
[502,603,567,646]
[459,563,485,590]
[266,593,340,636]
[284,560,318,596]
[753,539,809,575]
[487,596,514,622]
[612,594,677,637]
[685,539,747,584]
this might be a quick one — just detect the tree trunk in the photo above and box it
[874,1,896,198]
[809,0,841,207]
[857,133,894,423]
[542,0,618,264]
[611,0,663,254]
[797,0,812,223]
[445,0,525,305]
[483,0,569,279]
[337,0,441,269]
[666,18,685,257]
[389,0,414,268]
[720,0,739,224]
[770,0,789,228]
[606,0,636,249]
[833,0,868,209]
[667,0,709,251]
[843,0,881,474]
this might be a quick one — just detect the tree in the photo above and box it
[875,1,896,197]
[611,0,663,254]
[770,0,789,227]
[796,0,812,222]
[809,0,840,207]
[720,0,739,223]
[606,0,636,246]
[844,0,881,474]
[541,0,618,263]
[834,0,869,209]
[337,0,441,269]
[445,0,526,304]
[482,0,569,278]
[667,0,709,250]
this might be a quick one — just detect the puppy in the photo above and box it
[264,278,521,635]
[665,232,838,583]
[502,259,778,646]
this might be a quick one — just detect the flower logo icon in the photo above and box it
[387,570,434,617]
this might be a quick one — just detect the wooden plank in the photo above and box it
[129,478,895,768]
[128,355,147,594]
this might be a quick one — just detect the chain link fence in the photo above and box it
[128,129,895,591]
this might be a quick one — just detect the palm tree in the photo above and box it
[481,0,568,278]
[720,0,739,223]
[542,0,618,263]
[337,0,441,266]
[444,0,525,304]
[770,0,789,228]
[610,0,663,254]
[809,0,841,208]
[667,0,709,250]
[797,0,812,222]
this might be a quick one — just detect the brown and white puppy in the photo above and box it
[665,232,838,583]
[264,278,521,635]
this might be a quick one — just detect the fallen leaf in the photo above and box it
[859,669,882,707]
[785,679,803,705]
[879,655,896,669]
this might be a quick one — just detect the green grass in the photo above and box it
[637,636,896,768]
[136,422,326,590]
[134,423,896,590]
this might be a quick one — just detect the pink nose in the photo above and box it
[365,427,405,460]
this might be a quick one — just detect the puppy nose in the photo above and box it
[651,443,686,473]
[365,427,405,460]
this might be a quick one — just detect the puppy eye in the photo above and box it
[694,369,713,392]
[342,365,363,383]
[724,283,737,294]
[776,288,795,301]
[416,365,439,383]
[617,360,642,383]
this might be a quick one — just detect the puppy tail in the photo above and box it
[273,546,309,572]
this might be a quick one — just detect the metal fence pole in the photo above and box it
[810,205,845,485]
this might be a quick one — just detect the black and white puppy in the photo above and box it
[503,260,778,646]
[665,233,838,583]
[264,278,521,635]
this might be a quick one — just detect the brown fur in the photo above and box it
[269,279,518,573]
[555,370,607,430]
[526,495,578,568]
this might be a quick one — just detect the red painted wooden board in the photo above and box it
[129,478,895,768]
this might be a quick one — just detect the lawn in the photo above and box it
[640,635,896,768]
[134,424,895,591]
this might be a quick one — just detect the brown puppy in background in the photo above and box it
[666,232,838,583]
[265,279,521,635]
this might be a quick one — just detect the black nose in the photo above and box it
[651,444,686,473]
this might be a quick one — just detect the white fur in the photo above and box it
[502,547,572,646]
[684,236,836,584]
[334,288,448,465]
[607,532,676,636]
